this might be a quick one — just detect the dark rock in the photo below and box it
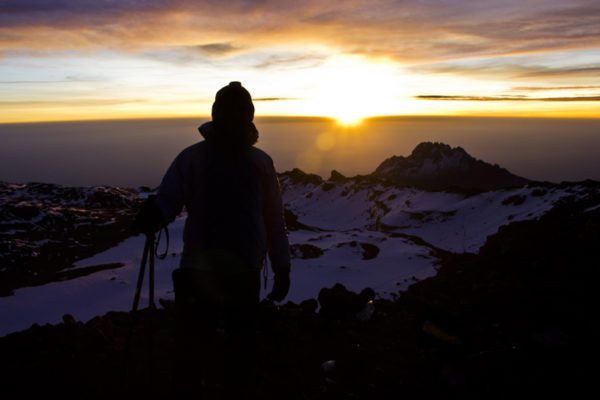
[421,320,461,346]
[318,283,374,320]
[502,194,526,206]
[299,298,318,314]
[359,243,380,260]
[283,209,317,231]
[329,170,348,183]
[290,243,325,259]
[279,168,323,186]
[359,288,376,301]
[0,181,139,295]
[158,298,175,309]
[322,182,335,192]
[62,314,76,325]
[8,204,40,220]
[336,241,380,260]
[373,142,530,191]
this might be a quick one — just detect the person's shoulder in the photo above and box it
[176,141,208,160]
[249,146,274,164]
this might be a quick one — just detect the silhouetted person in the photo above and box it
[136,81,291,399]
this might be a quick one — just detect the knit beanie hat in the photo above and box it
[211,81,255,123]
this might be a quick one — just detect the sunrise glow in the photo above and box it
[0,1,599,123]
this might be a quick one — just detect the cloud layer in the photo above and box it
[1,1,599,121]
[417,95,600,102]
[1,0,599,63]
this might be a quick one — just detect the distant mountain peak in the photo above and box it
[329,170,348,183]
[279,168,323,186]
[374,142,530,191]
[410,142,467,160]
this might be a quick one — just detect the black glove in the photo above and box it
[131,195,164,236]
[267,270,290,302]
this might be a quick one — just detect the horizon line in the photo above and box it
[2,114,600,125]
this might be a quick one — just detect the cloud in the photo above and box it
[191,42,242,57]
[0,80,65,84]
[0,98,147,107]
[1,1,599,63]
[441,4,600,58]
[0,75,107,85]
[515,66,600,78]
[253,97,300,101]
[139,43,248,65]
[64,74,107,82]
[416,95,600,102]
[511,85,600,91]
[253,54,328,69]
[415,62,600,80]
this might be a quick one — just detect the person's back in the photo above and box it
[157,124,289,274]
[144,81,291,399]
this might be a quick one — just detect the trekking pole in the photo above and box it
[132,223,170,311]
[132,233,156,312]
[123,232,156,397]
[148,233,156,309]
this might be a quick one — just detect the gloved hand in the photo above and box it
[131,195,164,236]
[267,270,290,302]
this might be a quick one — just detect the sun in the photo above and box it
[335,113,364,126]
[301,55,404,124]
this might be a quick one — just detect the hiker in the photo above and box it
[135,81,291,398]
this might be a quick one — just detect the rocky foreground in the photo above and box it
[1,142,599,398]
[1,192,598,399]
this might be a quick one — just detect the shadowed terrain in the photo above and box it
[1,191,598,399]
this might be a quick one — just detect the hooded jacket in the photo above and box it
[155,122,291,272]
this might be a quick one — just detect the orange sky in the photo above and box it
[1,0,599,123]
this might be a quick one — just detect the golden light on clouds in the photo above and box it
[0,1,599,123]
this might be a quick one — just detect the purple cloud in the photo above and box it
[0,0,597,63]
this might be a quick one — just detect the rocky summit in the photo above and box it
[374,142,530,191]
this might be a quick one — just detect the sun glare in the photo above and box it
[335,113,364,126]
[295,55,406,124]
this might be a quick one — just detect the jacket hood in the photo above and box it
[198,121,217,141]
[198,121,258,150]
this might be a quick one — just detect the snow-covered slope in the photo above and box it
[0,142,597,337]
[280,175,583,253]
[0,214,439,336]
[2,175,585,337]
